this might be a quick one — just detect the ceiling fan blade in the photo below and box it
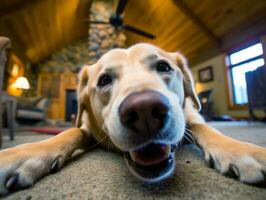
[86,20,110,24]
[123,24,155,39]
[116,0,128,16]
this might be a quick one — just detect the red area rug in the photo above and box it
[25,127,68,135]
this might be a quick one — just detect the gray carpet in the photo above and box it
[1,122,266,200]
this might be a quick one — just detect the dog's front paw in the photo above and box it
[0,143,64,196]
[203,140,266,185]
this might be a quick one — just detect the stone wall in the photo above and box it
[88,0,126,64]
[37,38,89,73]
[37,0,126,73]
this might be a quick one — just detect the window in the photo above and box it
[228,43,264,105]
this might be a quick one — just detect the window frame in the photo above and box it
[226,40,264,109]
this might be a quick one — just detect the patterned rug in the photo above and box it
[25,127,69,135]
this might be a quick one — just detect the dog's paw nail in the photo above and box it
[224,164,239,178]
[124,153,130,159]
[50,159,60,173]
[257,171,266,186]
[262,170,266,180]
[208,155,215,168]
[229,164,239,178]
[5,174,19,189]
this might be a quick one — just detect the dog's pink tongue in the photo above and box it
[130,143,170,166]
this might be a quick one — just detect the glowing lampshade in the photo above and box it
[13,77,30,89]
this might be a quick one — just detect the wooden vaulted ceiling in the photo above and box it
[124,0,266,63]
[0,0,91,63]
[0,0,266,65]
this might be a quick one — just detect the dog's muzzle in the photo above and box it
[118,91,178,181]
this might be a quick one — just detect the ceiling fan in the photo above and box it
[87,0,155,39]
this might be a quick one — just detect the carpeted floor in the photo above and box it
[1,122,266,200]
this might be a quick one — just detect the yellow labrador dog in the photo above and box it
[0,43,266,195]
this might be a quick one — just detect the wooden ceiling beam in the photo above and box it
[172,0,221,47]
[0,0,38,18]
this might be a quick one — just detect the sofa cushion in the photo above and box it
[17,109,45,120]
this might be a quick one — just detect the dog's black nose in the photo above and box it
[118,91,170,133]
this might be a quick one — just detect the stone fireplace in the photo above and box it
[38,0,126,74]
[37,0,127,120]
[88,0,126,64]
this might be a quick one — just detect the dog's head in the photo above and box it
[76,43,200,182]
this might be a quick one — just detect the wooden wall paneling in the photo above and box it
[59,72,78,120]
[38,73,61,119]
[38,72,78,120]
[45,99,60,120]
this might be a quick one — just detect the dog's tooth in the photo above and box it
[129,151,137,162]
[166,144,171,156]
[171,144,178,152]
[124,153,131,159]
[168,154,174,164]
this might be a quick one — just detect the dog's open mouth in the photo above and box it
[124,143,178,182]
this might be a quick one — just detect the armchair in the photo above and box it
[0,37,11,147]
[16,97,51,124]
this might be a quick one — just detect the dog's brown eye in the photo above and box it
[97,74,113,87]
[155,61,173,73]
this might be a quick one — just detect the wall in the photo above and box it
[37,38,89,74]
[35,0,127,120]
[37,0,126,73]
[88,0,126,64]
[190,54,250,118]
[191,34,266,119]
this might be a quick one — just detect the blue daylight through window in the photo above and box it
[228,43,264,105]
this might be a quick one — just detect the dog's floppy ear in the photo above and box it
[76,65,90,127]
[175,52,201,111]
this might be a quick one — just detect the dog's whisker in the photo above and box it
[185,128,197,136]
[185,133,196,145]
[185,128,194,134]
[88,134,109,151]
[99,125,112,152]
[184,134,194,145]
[185,131,195,142]
[183,78,191,85]
[188,131,197,145]
[185,128,196,144]
[184,131,195,145]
